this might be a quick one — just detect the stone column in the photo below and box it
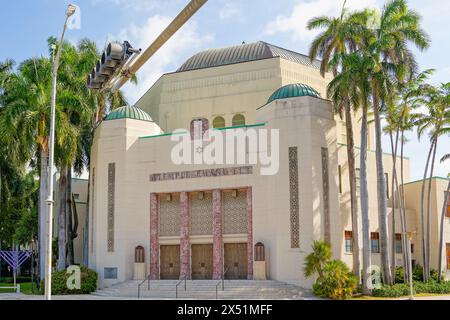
[150,193,159,280]
[180,192,190,279]
[212,190,223,280]
[247,187,254,280]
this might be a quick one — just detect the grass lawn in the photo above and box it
[0,282,43,295]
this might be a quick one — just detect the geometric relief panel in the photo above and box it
[223,191,247,235]
[159,194,181,237]
[289,147,300,248]
[107,163,115,252]
[190,192,213,236]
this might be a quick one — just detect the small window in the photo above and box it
[446,192,450,218]
[73,193,80,200]
[395,234,402,254]
[232,114,246,127]
[213,116,226,129]
[190,118,209,140]
[338,165,343,194]
[371,232,380,253]
[385,173,390,199]
[345,231,353,253]
[411,244,414,254]
[355,169,361,196]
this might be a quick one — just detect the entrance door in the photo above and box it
[160,245,180,280]
[191,244,213,280]
[224,243,248,280]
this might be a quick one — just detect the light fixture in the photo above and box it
[232,190,238,198]
[66,4,77,18]
[166,194,172,202]
[198,192,205,200]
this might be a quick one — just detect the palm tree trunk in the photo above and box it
[39,148,49,279]
[438,180,450,283]
[373,91,392,285]
[344,101,361,280]
[66,169,74,266]
[360,106,372,294]
[400,131,410,283]
[420,140,435,283]
[389,131,400,282]
[426,139,438,280]
[57,166,67,271]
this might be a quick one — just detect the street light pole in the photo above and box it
[407,232,415,300]
[44,4,77,301]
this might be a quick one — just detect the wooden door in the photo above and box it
[224,243,248,280]
[191,244,213,280]
[160,245,180,280]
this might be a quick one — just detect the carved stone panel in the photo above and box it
[289,147,300,248]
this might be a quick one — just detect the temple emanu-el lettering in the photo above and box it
[67,41,450,289]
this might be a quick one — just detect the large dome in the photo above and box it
[177,41,320,72]
[105,106,153,122]
[267,83,321,104]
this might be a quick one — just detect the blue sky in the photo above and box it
[0,0,448,180]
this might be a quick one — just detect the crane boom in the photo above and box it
[110,0,208,92]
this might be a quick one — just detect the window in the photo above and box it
[345,231,353,253]
[385,173,390,199]
[355,169,361,196]
[371,232,380,253]
[190,118,209,140]
[232,114,246,127]
[73,193,80,200]
[411,244,414,254]
[213,116,225,129]
[338,165,343,194]
[447,243,450,270]
[395,234,402,254]
[446,192,450,218]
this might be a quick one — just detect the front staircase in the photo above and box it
[92,280,311,300]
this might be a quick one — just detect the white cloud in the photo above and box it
[112,15,214,104]
[219,3,242,20]
[264,0,378,41]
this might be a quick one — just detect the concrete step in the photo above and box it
[93,280,308,300]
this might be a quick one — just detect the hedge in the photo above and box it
[372,281,450,297]
[41,266,98,295]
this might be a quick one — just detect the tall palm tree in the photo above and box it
[307,1,371,281]
[363,0,430,285]
[438,155,450,283]
[416,82,450,281]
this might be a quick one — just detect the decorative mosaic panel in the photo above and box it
[322,148,331,243]
[107,163,115,252]
[223,191,248,235]
[289,147,300,248]
[90,168,95,253]
[159,194,181,237]
[190,192,213,236]
[150,166,253,182]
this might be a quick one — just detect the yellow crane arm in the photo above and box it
[110,0,208,92]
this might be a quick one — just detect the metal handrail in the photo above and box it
[215,267,229,300]
[137,275,151,299]
[175,274,188,299]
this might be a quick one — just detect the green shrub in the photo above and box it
[41,266,98,295]
[394,265,440,284]
[304,241,357,300]
[372,280,450,297]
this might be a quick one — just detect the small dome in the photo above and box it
[268,83,321,103]
[105,106,153,122]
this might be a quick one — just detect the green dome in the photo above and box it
[105,106,153,122]
[268,83,320,103]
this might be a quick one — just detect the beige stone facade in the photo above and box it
[66,42,449,288]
